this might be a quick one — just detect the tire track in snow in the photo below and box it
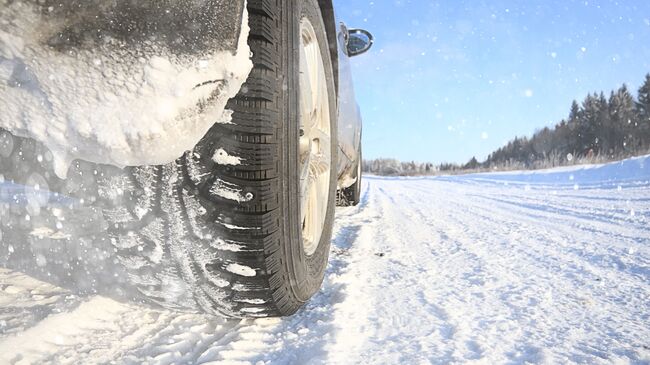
[397,177,649,363]
[326,179,474,364]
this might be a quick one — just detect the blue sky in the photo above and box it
[333,0,650,164]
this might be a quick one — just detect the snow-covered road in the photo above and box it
[1,157,649,364]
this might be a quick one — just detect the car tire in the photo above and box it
[341,150,362,206]
[116,0,338,318]
[0,0,337,318]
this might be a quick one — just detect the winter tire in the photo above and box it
[342,150,362,206]
[0,0,338,318]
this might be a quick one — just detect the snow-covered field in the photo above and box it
[1,156,649,364]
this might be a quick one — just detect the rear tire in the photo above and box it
[342,151,362,206]
[0,0,337,318]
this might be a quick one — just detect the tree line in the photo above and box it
[364,73,650,176]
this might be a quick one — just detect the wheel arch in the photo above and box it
[317,0,339,96]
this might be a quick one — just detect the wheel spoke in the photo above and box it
[306,187,319,248]
[309,150,330,181]
[300,152,311,223]
[299,43,315,136]
[309,46,322,120]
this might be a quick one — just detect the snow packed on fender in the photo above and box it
[0,0,252,178]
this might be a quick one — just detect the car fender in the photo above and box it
[4,0,247,55]
[333,17,363,189]
[0,0,250,177]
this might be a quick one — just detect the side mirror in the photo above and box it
[347,29,374,57]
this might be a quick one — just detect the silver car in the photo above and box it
[0,0,371,317]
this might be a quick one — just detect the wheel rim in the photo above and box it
[298,17,332,256]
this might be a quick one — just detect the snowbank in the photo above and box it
[0,1,253,178]
[462,154,650,187]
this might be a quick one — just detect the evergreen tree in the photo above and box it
[485,74,650,168]
[578,94,600,155]
[568,100,580,124]
[464,156,479,170]
[609,85,637,154]
[531,127,552,159]
[636,74,650,150]
[593,92,610,156]
[554,119,572,159]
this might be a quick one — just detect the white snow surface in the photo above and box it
[0,2,253,178]
[1,156,650,364]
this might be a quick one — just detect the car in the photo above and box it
[0,0,373,317]
[0,0,372,317]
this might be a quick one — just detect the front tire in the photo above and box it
[102,0,338,317]
[164,0,339,317]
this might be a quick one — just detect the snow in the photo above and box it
[1,156,649,364]
[462,154,648,186]
[213,148,244,166]
[210,179,255,203]
[0,2,253,179]
[226,264,257,277]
